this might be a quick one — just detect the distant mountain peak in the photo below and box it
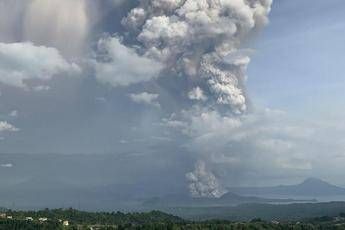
[228,178,345,197]
[299,178,333,187]
[301,177,326,184]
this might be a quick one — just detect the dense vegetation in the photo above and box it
[3,208,184,225]
[0,219,62,230]
[162,202,345,221]
[3,218,345,230]
[2,209,345,229]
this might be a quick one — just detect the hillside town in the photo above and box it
[0,211,69,226]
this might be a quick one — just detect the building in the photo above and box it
[25,217,34,221]
[0,213,6,219]
[63,220,69,226]
[39,217,48,222]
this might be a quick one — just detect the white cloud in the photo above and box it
[9,110,18,117]
[162,107,339,187]
[129,92,160,108]
[183,109,242,137]
[119,139,129,144]
[32,85,51,92]
[0,121,19,132]
[0,42,80,89]
[1,163,13,168]
[188,87,207,101]
[95,37,163,87]
[95,97,107,103]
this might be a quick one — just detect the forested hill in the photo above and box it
[2,208,345,230]
[3,209,184,225]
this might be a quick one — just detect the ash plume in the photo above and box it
[186,160,227,198]
[122,0,272,114]
[121,0,272,197]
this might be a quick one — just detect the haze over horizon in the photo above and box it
[1,0,345,204]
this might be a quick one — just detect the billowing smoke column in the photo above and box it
[122,0,272,114]
[122,0,272,197]
[186,160,227,198]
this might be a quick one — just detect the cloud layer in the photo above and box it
[0,42,80,89]
[130,92,160,108]
[0,121,19,132]
[95,37,162,87]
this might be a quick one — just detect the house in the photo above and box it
[335,217,345,222]
[7,216,13,219]
[63,220,69,226]
[25,217,34,221]
[39,217,48,222]
[0,213,6,219]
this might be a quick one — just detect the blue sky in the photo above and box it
[248,0,345,118]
